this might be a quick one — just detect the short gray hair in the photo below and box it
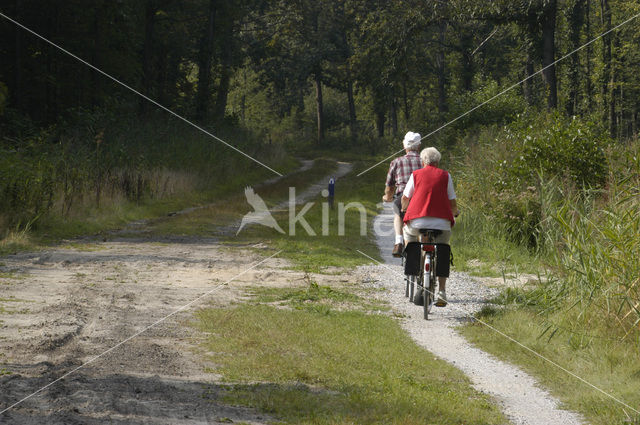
[420,147,441,165]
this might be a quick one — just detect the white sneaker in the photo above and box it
[435,290,447,307]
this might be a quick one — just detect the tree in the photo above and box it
[541,0,558,109]
[195,0,217,121]
[566,0,586,116]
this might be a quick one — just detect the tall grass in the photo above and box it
[451,113,639,340]
[542,145,640,339]
[0,105,291,239]
[455,124,640,424]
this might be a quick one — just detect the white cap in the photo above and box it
[402,131,422,150]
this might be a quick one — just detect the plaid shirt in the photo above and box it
[386,151,422,195]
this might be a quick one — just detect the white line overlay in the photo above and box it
[0,250,283,416]
[0,11,283,177]
[356,249,640,416]
[357,11,640,177]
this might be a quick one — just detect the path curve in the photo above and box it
[369,203,584,425]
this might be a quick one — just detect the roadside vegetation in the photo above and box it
[129,158,339,238]
[449,111,640,425]
[0,108,295,253]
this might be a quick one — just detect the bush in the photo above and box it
[450,78,527,129]
[498,112,608,190]
[455,112,609,248]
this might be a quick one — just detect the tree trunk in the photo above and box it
[346,68,357,141]
[196,0,217,121]
[436,19,448,115]
[460,29,473,92]
[567,0,585,116]
[600,0,612,133]
[140,0,156,116]
[214,29,233,123]
[585,0,593,112]
[390,93,398,137]
[91,4,101,107]
[541,0,558,109]
[14,0,24,110]
[609,32,618,138]
[315,73,324,145]
[375,109,385,138]
[632,98,638,137]
[523,53,535,106]
[402,82,410,121]
[156,43,168,105]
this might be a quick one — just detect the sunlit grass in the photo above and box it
[195,302,508,425]
[460,303,640,425]
[0,229,37,256]
[143,159,339,238]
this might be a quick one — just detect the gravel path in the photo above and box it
[362,203,585,425]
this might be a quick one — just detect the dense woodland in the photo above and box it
[1,0,639,145]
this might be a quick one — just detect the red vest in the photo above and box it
[403,166,455,226]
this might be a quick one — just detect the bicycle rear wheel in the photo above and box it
[413,271,424,306]
[408,275,415,302]
[424,253,435,320]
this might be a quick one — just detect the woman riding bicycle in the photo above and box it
[401,147,459,307]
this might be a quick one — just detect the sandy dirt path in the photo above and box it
[0,241,292,424]
[0,162,351,424]
[369,203,585,425]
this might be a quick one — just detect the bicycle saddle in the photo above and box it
[418,228,443,236]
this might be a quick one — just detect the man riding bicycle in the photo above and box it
[382,131,423,258]
[401,147,458,307]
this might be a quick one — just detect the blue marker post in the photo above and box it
[328,177,335,209]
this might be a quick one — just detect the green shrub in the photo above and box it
[465,112,610,248]
[451,78,527,129]
[498,112,608,190]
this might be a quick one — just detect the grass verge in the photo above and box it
[0,156,300,252]
[195,286,508,424]
[459,292,640,425]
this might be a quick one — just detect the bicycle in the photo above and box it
[403,229,443,320]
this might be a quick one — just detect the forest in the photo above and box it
[3,0,640,140]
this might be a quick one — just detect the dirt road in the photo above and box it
[0,240,288,424]
[0,160,357,424]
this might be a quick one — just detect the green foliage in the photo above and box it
[499,112,608,190]
[451,78,527,129]
[0,105,288,236]
[456,112,609,248]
